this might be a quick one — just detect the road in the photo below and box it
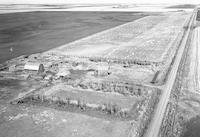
[144,10,196,137]
[194,27,200,92]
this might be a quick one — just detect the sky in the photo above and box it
[0,0,199,4]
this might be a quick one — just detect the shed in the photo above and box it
[94,65,111,76]
[24,63,44,73]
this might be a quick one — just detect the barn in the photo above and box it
[24,62,44,73]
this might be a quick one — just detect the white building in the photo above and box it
[24,62,44,73]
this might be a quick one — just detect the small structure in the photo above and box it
[94,65,111,76]
[24,62,44,73]
[151,71,160,84]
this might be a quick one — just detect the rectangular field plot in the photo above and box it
[16,82,160,120]
[14,82,160,136]
[49,12,189,63]
[43,84,139,110]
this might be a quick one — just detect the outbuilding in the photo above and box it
[94,65,111,76]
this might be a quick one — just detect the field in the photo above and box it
[0,7,193,137]
[49,12,188,63]
[0,11,146,63]
[16,82,160,119]
[41,84,139,110]
[18,83,141,120]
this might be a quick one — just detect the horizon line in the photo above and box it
[0,3,198,5]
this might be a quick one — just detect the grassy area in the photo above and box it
[0,104,131,137]
[0,11,146,63]
[0,79,43,103]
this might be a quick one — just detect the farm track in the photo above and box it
[144,10,196,137]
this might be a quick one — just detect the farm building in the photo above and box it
[94,65,111,76]
[24,62,44,73]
